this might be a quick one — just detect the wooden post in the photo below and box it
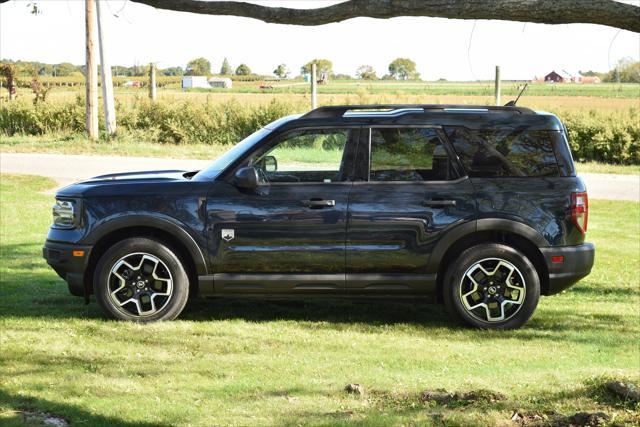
[85,0,98,139]
[310,63,317,110]
[149,63,157,101]
[494,65,501,106]
[96,0,116,134]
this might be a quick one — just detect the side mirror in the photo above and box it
[255,155,278,173]
[262,155,277,172]
[234,166,260,190]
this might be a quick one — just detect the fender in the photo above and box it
[83,214,208,275]
[426,218,548,273]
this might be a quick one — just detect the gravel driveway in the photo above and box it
[1,153,638,201]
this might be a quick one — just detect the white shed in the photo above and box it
[208,77,233,89]
[182,76,210,89]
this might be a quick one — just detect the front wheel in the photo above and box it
[443,243,540,330]
[93,237,189,322]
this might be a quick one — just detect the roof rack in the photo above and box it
[301,104,534,119]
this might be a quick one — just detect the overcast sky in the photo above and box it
[1,0,639,80]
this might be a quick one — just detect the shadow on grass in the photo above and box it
[0,389,168,427]
[1,243,637,341]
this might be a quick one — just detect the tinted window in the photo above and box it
[369,128,456,181]
[252,129,350,183]
[444,127,559,177]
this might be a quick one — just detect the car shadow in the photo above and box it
[0,388,168,427]
[183,295,450,326]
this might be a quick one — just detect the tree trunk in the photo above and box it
[130,0,640,32]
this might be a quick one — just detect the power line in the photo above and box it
[466,20,478,81]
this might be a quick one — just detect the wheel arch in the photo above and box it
[83,217,208,298]
[431,219,549,301]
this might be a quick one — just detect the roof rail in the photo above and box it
[301,104,534,119]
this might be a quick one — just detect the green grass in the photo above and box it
[178,81,640,98]
[1,174,639,426]
[574,161,640,175]
[2,134,639,176]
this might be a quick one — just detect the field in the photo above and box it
[2,81,640,166]
[15,77,640,99]
[0,174,638,426]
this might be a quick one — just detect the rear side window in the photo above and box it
[369,127,457,181]
[444,127,559,177]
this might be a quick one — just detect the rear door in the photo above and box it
[346,126,476,294]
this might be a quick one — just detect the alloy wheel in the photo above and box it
[107,252,173,318]
[459,257,526,322]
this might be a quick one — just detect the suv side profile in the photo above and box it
[43,105,595,329]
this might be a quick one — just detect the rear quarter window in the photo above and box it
[444,127,560,177]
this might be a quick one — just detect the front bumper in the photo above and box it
[540,243,595,295]
[43,240,93,297]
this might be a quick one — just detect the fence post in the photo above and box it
[311,63,317,110]
[495,65,501,106]
[149,63,157,101]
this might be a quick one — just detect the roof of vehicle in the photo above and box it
[271,104,564,132]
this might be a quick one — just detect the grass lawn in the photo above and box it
[0,174,638,426]
[2,135,639,176]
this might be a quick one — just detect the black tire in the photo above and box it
[93,237,189,322]
[443,243,540,330]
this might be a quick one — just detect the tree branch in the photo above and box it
[129,0,640,33]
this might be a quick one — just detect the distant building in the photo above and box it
[543,70,583,83]
[182,76,210,89]
[208,77,233,89]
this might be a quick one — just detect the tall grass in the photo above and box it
[0,97,638,164]
[0,97,303,145]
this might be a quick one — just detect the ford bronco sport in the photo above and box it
[43,105,595,329]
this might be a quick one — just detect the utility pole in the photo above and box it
[494,65,501,106]
[85,0,98,139]
[149,63,157,101]
[310,63,317,110]
[96,0,116,134]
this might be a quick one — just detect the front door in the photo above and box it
[206,127,360,294]
[346,126,476,294]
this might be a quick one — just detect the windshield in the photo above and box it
[192,127,272,181]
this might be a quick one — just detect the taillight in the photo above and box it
[571,191,588,234]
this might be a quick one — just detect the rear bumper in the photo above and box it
[43,240,93,297]
[540,243,595,295]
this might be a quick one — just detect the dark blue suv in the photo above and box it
[43,105,595,329]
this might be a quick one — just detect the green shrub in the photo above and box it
[1,99,638,164]
[557,109,639,164]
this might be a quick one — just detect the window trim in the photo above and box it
[365,125,463,184]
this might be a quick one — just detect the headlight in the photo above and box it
[52,199,76,229]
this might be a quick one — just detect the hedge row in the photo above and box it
[0,98,299,146]
[0,99,638,164]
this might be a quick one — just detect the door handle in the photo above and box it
[422,199,456,207]
[303,199,336,208]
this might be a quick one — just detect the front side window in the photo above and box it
[369,127,457,181]
[252,129,351,183]
[444,127,559,177]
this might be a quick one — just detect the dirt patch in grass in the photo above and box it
[20,409,69,426]
[511,410,612,427]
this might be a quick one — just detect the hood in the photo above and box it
[56,170,195,198]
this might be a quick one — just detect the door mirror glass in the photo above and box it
[234,166,260,189]
[256,155,278,172]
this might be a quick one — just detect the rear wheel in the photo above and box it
[93,237,189,322]
[443,243,540,329]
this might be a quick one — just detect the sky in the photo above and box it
[1,0,639,80]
